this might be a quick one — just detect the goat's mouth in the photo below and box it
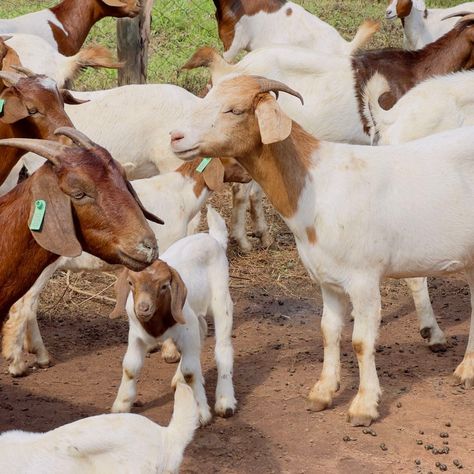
[385,13,397,20]
[172,145,201,161]
[118,250,151,271]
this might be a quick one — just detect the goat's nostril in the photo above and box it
[170,130,184,143]
[138,302,150,313]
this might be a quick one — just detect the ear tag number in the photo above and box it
[29,200,47,231]
[196,157,212,173]
[0,99,4,114]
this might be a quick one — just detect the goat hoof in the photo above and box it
[215,397,237,418]
[453,356,474,389]
[8,361,28,377]
[420,327,431,339]
[162,352,181,364]
[347,413,375,427]
[306,397,331,412]
[429,342,447,353]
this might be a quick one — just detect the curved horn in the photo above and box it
[54,127,97,150]
[0,70,22,87]
[442,11,474,21]
[10,65,36,77]
[0,138,66,166]
[252,76,304,105]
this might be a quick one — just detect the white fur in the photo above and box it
[385,0,474,50]
[171,79,474,424]
[0,382,198,474]
[222,2,374,61]
[112,207,236,424]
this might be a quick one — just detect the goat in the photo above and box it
[213,0,379,61]
[2,158,249,377]
[170,75,474,426]
[0,382,198,474]
[385,0,474,50]
[0,69,85,194]
[0,0,140,56]
[0,127,161,327]
[1,34,122,89]
[112,206,236,425]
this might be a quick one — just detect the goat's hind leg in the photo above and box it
[405,277,447,352]
[453,270,474,388]
[231,183,252,252]
[249,182,272,248]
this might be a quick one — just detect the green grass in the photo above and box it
[0,0,466,92]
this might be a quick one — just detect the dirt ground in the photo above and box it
[1,192,473,474]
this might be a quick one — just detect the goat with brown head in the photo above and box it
[0,127,162,324]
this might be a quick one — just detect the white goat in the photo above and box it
[0,382,198,474]
[2,34,120,89]
[170,75,474,426]
[385,0,474,50]
[2,158,247,377]
[213,0,379,61]
[112,206,236,425]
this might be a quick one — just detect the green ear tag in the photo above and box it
[0,99,4,114]
[29,200,47,231]
[196,157,212,173]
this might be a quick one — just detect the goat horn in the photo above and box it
[10,65,36,77]
[253,76,304,105]
[54,127,97,150]
[442,11,474,21]
[0,35,12,42]
[0,71,22,87]
[0,138,66,166]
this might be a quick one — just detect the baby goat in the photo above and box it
[112,206,236,425]
[0,382,198,474]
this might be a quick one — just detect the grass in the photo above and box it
[0,0,465,92]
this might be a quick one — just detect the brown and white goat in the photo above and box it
[0,0,140,56]
[0,127,161,326]
[0,69,84,192]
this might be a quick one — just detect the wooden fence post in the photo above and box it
[116,0,153,85]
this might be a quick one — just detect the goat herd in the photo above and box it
[0,0,474,471]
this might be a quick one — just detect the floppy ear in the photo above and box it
[169,266,187,324]
[109,268,130,319]
[255,94,292,145]
[0,89,29,124]
[29,166,82,257]
[125,180,164,225]
[202,158,225,191]
[60,89,89,105]
[102,0,127,6]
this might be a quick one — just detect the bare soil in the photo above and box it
[1,192,473,474]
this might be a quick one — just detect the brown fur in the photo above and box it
[0,75,78,185]
[353,16,474,133]
[352,341,364,357]
[306,227,317,245]
[394,0,412,18]
[213,0,286,51]
[0,139,157,326]
[49,0,140,56]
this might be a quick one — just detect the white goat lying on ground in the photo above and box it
[385,0,474,50]
[0,382,198,474]
[2,34,120,88]
[2,158,248,377]
[112,206,236,425]
[170,75,474,426]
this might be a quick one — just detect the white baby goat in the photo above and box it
[0,382,198,474]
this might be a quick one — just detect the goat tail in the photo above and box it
[348,19,380,53]
[167,382,199,444]
[207,205,228,251]
[65,45,123,81]
[362,72,390,145]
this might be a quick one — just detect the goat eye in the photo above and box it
[71,190,86,200]
[28,107,38,115]
[225,108,243,115]
[160,284,168,291]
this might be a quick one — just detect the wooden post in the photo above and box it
[116,0,153,85]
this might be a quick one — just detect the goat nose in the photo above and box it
[140,238,159,261]
[138,302,150,313]
[170,130,184,143]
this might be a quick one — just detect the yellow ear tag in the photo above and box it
[29,200,47,231]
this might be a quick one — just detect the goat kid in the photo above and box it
[170,75,474,426]
[2,158,248,376]
[0,0,140,56]
[385,0,474,50]
[0,382,198,474]
[213,0,379,61]
[0,128,161,326]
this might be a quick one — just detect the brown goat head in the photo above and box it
[0,128,162,270]
[122,261,188,337]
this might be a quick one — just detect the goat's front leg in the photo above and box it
[231,183,252,252]
[111,334,146,413]
[405,277,447,352]
[161,337,181,364]
[249,182,272,248]
[308,284,348,411]
[453,270,474,388]
[347,280,382,426]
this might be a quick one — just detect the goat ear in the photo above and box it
[61,89,89,105]
[29,167,82,257]
[109,268,130,319]
[0,89,28,124]
[202,158,225,191]
[101,0,127,7]
[169,266,187,325]
[255,94,292,145]
[221,158,251,184]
